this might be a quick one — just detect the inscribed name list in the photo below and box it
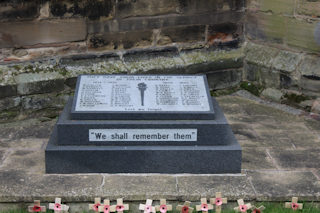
[75,75,210,112]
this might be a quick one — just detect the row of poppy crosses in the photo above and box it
[28,194,303,213]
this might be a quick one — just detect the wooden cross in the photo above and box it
[115,198,129,212]
[176,201,194,213]
[89,198,102,212]
[28,200,46,212]
[139,199,156,213]
[155,199,172,213]
[252,206,266,213]
[49,198,69,213]
[196,198,213,213]
[285,197,303,210]
[234,199,252,213]
[98,199,116,213]
[210,192,227,213]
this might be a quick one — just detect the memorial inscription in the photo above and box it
[71,75,214,120]
[89,129,197,142]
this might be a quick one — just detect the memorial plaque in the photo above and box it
[71,75,214,120]
[45,74,242,174]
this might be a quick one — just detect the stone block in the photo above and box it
[259,0,295,15]
[246,12,287,43]
[0,1,41,21]
[181,48,244,73]
[50,0,115,20]
[297,55,320,78]
[46,127,242,174]
[311,98,320,114]
[287,18,320,53]
[116,0,180,18]
[0,97,20,111]
[123,46,179,61]
[159,25,206,44]
[88,10,244,33]
[297,0,320,17]
[0,84,17,98]
[245,63,280,88]
[300,76,320,92]
[178,0,245,14]
[14,72,65,95]
[21,93,69,110]
[206,69,242,90]
[245,42,279,67]
[88,30,153,49]
[261,88,283,102]
[259,67,281,88]
[272,50,302,73]
[0,19,87,48]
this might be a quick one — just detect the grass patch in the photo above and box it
[240,81,264,96]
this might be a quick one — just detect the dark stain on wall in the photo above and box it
[50,0,114,20]
[51,1,68,16]
[207,23,240,48]
[0,1,44,20]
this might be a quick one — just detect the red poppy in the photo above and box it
[160,205,167,213]
[239,205,248,212]
[252,209,261,213]
[215,198,223,206]
[182,206,189,213]
[144,205,152,213]
[201,204,208,211]
[93,203,101,211]
[292,203,299,210]
[104,205,110,213]
[32,205,41,212]
[116,205,125,212]
[54,203,61,211]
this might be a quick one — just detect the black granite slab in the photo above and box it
[70,75,215,120]
[56,97,232,146]
[45,126,242,174]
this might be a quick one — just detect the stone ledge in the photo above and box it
[0,46,244,96]
[244,42,320,92]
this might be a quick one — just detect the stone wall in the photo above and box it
[1,0,320,122]
[245,0,320,97]
[0,0,245,121]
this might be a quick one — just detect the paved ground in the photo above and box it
[0,91,319,210]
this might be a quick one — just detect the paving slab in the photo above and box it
[102,175,178,200]
[268,148,320,169]
[247,170,320,201]
[0,150,45,174]
[0,119,56,140]
[0,171,103,202]
[176,175,256,201]
[242,147,277,170]
[0,138,46,150]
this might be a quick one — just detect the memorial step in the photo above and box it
[56,98,234,146]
